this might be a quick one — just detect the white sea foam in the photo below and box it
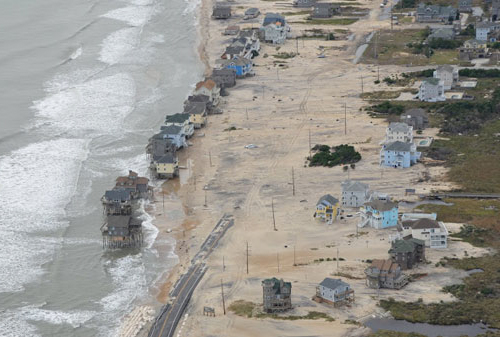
[70,46,83,60]
[137,200,159,249]
[0,139,89,293]
[32,73,136,133]
[99,27,141,65]
[102,6,155,27]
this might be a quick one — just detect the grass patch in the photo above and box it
[361,29,461,66]
[273,52,297,59]
[291,18,358,25]
[417,199,500,236]
[281,10,311,16]
[229,301,335,322]
[422,121,500,192]
[369,331,427,337]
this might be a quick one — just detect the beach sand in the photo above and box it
[133,0,491,336]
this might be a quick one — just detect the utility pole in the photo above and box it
[374,31,378,59]
[221,279,226,315]
[293,245,296,266]
[272,198,277,231]
[344,103,347,135]
[377,64,380,82]
[245,241,249,274]
[291,167,295,196]
[361,75,364,94]
[209,151,213,167]
[162,192,165,213]
[223,256,225,272]
[308,129,312,159]
[262,85,265,99]
[296,37,299,54]
[390,6,393,30]
[336,247,339,271]
[246,108,248,120]
[204,190,207,207]
[277,252,280,273]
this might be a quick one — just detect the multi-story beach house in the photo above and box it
[315,278,354,306]
[459,0,472,12]
[210,68,236,89]
[184,102,207,128]
[222,56,253,77]
[476,21,500,41]
[385,122,413,144]
[156,125,188,148]
[194,79,220,106]
[380,141,421,168]
[433,65,459,90]
[459,39,489,60]
[101,188,132,215]
[341,180,370,208]
[152,153,179,179]
[400,108,429,130]
[260,13,290,44]
[115,170,151,199]
[364,259,408,289]
[311,3,340,18]
[212,3,231,19]
[359,199,399,229]
[398,218,449,249]
[262,278,292,312]
[389,237,426,270]
[165,113,194,139]
[314,194,339,222]
[417,78,446,102]
[416,3,458,23]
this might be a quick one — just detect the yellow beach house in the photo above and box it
[314,194,339,222]
[153,153,178,179]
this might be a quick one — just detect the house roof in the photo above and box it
[342,180,369,192]
[184,102,207,115]
[383,141,412,152]
[404,108,427,118]
[245,7,259,15]
[212,68,236,76]
[156,153,175,164]
[465,38,486,45]
[388,122,411,133]
[263,13,286,26]
[317,194,338,206]
[223,56,252,66]
[319,278,349,290]
[195,79,217,91]
[262,277,292,293]
[104,188,131,201]
[188,94,210,103]
[402,218,440,229]
[365,199,397,212]
[166,113,190,124]
[370,259,400,272]
[423,77,441,85]
[389,237,425,253]
[417,3,457,17]
[160,124,183,134]
[429,27,455,40]
[225,45,244,55]
[436,64,454,72]
[476,21,499,29]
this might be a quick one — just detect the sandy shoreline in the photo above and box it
[123,0,491,336]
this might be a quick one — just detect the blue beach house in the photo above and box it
[380,141,420,168]
[222,56,253,77]
[359,199,398,229]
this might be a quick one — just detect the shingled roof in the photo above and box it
[365,199,397,212]
[319,278,349,290]
[402,218,440,229]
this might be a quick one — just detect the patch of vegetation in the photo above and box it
[459,24,476,37]
[362,29,460,66]
[309,144,361,167]
[401,69,435,79]
[395,0,416,9]
[369,330,427,337]
[228,300,256,318]
[422,121,500,192]
[224,126,238,131]
[370,101,405,115]
[360,91,403,100]
[459,68,500,78]
[292,18,358,25]
[229,301,335,322]
[281,10,311,16]
[273,52,297,59]
[417,199,500,232]
[428,38,463,50]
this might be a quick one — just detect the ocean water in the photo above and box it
[0,0,203,336]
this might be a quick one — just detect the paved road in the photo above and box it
[423,193,500,200]
[148,214,234,337]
